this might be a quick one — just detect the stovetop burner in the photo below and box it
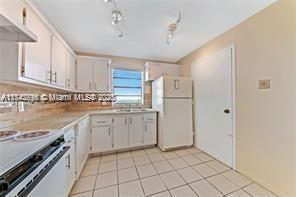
[0,131,20,142]
[14,131,53,142]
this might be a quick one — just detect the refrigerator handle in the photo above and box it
[174,79,179,89]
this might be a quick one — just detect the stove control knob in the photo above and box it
[0,180,9,192]
[59,138,65,143]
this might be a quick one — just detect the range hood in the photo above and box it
[0,7,37,42]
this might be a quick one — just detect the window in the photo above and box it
[112,69,143,104]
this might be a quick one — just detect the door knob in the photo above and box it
[224,109,230,114]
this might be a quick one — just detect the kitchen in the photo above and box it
[0,0,295,197]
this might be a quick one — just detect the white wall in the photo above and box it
[177,1,296,196]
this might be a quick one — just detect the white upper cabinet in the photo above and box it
[144,61,181,81]
[23,4,51,82]
[93,59,110,92]
[0,0,76,90]
[76,56,111,92]
[0,0,25,24]
[51,35,66,87]
[76,57,93,91]
[65,51,76,90]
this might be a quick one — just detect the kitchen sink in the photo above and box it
[113,108,148,113]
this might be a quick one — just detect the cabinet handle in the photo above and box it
[147,118,154,121]
[125,117,127,125]
[67,79,71,87]
[108,128,111,135]
[89,82,91,90]
[46,70,51,82]
[130,117,132,124]
[52,71,57,83]
[97,121,106,124]
[66,154,70,169]
[94,82,96,90]
[145,124,147,131]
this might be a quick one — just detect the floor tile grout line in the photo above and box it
[74,146,276,197]
[130,149,146,196]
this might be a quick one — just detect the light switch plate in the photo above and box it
[258,79,270,89]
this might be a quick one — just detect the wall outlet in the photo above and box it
[17,102,25,112]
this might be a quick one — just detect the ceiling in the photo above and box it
[33,0,276,62]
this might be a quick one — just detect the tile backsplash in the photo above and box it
[0,82,152,129]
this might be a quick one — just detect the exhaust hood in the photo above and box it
[0,7,37,42]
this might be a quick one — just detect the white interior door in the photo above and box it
[191,46,234,167]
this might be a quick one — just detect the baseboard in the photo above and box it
[238,168,292,197]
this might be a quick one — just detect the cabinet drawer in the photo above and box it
[144,113,157,123]
[91,116,112,127]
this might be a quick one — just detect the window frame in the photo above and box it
[111,68,144,105]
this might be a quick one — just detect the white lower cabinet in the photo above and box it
[113,116,129,149]
[64,128,76,194]
[143,113,157,145]
[90,113,157,153]
[129,115,144,147]
[90,126,112,153]
[75,118,89,178]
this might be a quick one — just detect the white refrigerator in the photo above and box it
[152,75,193,151]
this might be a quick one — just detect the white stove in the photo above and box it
[0,129,66,196]
[0,130,62,177]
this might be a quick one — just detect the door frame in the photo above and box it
[191,44,237,169]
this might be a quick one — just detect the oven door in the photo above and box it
[27,147,69,197]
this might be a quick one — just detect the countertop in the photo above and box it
[0,108,158,175]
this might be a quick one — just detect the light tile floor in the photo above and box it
[70,146,277,197]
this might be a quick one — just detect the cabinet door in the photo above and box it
[66,51,76,90]
[65,142,75,194]
[76,119,89,175]
[91,126,113,153]
[144,122,157,145]
[24,6,51,82]
[129,115,144,147]
[93,59,109,91]
[77,58,93,91]
[51,35,66,87]
[113,116,129,149]
[0,0,24,24]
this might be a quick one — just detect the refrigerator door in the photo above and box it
[160,98,193,150]
[164,76,192,98]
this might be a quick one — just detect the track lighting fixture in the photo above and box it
[167,11,183,45]
[104,0,124,38]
